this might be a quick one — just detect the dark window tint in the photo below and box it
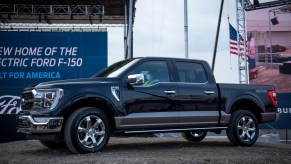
[131,61,170,86]
[176,62,207,83]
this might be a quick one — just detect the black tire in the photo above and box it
[64,107,110,154]
[226,110,259,146]
[181,131,207,142]
[39,140,66,149]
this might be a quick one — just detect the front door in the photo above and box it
[121,60,178,129]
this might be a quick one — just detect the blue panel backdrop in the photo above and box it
[0,31,107,142]
[261,93,291,129]
[0,31,108,115]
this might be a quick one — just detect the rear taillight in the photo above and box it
[268,91,277,107]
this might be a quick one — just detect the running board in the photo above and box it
[124,127,227,134]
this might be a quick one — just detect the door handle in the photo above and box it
[204,91,215,95]
[164,90,176,94]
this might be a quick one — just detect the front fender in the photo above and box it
[62,92,118,116]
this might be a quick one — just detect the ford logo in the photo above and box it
[0,95,21,114]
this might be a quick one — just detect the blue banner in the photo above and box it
[0,31,108,114]
[261,93,291,129]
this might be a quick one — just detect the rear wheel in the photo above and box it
[39,140,66,149]
[64,107,110,154]
[226,110,259,146]
[181,131,207,142]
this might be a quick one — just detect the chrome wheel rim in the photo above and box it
[77,115,105,149]
[190,131,204,138]
[237,116,256,142]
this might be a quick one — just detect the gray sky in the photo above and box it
[107,0,287,83]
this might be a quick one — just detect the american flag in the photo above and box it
[229,23,248,58]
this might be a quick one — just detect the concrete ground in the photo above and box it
[1,137,291,164]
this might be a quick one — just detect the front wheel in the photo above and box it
[226,110,259,146]
[64,107,110,154]
[181,131,207,142]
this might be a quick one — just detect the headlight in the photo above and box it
[32,88,64,110]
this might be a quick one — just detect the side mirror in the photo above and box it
[125,74,144,85]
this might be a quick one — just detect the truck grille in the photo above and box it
[16,118,30,128]
[22,92,33,100]
[21,103,33,110]
[21,91,34,110]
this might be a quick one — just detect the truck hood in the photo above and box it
[35,77,107,88]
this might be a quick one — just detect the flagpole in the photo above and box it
[212,0,224,72]
[184,0,188,59]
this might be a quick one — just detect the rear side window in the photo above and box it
[175,62,207,83]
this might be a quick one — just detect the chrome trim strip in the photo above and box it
[111,86,120,101]
[164,90,176,94]
[115,112,179,129]
[17,115,63,134]
[115,111,221,130]
[179,111,219,126]
[204,90,215,94]
[124,127,227,134]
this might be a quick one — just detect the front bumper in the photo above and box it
[16,115,63,134]
[261,112,280,123]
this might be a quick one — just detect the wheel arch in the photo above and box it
[62,94,117,133]
[228,95,264,123]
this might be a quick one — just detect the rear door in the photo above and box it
[174,60,219,127]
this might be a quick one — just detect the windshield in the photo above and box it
[94,58,140,78]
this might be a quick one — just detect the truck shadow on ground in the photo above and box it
[104,140,234,152]
[22,139,257,155]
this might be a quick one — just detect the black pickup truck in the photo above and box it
[17,57,279,154]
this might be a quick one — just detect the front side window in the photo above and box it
[130,61,170,86]
[176,62,207,83]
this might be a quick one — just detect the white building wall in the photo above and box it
[271,32,291,48]
[253,31,291,49]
